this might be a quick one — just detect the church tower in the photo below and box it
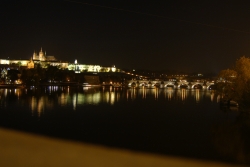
[39,47,45,61]
[33,50,38,60]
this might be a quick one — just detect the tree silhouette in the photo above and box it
[218,56,250,106]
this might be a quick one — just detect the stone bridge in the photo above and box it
[126,80,215,89]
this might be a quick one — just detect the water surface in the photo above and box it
[0,86,249,165]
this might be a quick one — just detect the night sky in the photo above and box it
[1,0,250,73]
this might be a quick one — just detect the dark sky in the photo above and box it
[1,0,250,73]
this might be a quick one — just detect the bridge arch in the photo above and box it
[128,82,136,87]
[192,84,203,89]
[165,84,175,88]
[179,83,189,89]
[127,80,210,89]
[139,82,146,87]
[153,82,161,87]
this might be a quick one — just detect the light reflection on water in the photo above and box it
[0,86,218,114]
[125,87,204,101]
[1,86,250,164]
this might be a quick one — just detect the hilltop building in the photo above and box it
[0,48,122,73]
[0,58,33,69]
[32,48,56,62]
[0,48,68,69]
[67,60,120,73]
[32,48,68,69]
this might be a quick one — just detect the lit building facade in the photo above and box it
[0,48,68,69]
[0,49,122,73]
[67,60,121,73]
[32,48,68,69]
[33,48,56,62]
[0,58,33,68]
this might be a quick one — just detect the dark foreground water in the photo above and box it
[0,86,250,165]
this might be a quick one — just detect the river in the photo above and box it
[0,86,249,165]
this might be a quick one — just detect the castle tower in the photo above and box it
[33,50,38,60]
[39,47,45,61]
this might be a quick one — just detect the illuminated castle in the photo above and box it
[31,48,68,69]
[0,48,121,72]
[33,48,56,62]
[0,48,67,69]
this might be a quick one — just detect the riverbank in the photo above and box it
[0,83,102,88]
[0,84,25,88]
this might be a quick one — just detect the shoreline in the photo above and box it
[0,83,126,88]
[0,84,25,88]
